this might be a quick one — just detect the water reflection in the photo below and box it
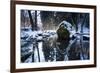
[21,31,90,63]
[42,34,89,62]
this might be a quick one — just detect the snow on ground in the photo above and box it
[34,47,39,62]
[38,42,45,62]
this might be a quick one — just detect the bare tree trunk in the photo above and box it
[35,11,37,30]
[28,10,34,31]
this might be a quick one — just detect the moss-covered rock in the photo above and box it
[57,25,70,41]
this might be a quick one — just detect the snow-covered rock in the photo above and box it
[57,20,76,38]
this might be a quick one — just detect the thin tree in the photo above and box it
[34,11,37,30]
[28,10,34,31]
[28,10,40,62]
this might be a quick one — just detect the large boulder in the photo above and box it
[57,21,70,41]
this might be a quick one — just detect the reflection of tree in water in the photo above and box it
[56,41,69,61]
[68,40,81,60]
[42,38,55,61]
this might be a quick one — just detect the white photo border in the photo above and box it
[15,4,95,69]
